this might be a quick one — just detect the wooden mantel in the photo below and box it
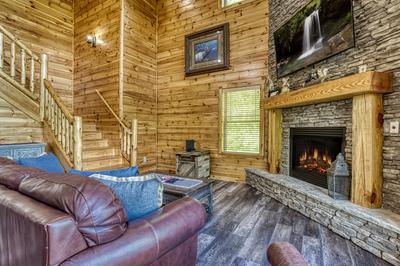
[262,72,392,109]
[264,71,393,209]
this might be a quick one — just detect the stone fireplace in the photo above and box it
[289,127,345,189]
[249,72,400,264]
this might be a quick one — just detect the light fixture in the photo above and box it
[86,35,97,48]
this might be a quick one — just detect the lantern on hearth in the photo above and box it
[327,153,351,200]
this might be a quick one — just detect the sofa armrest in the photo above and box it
[61,197,207,266]
[267,242,308,266]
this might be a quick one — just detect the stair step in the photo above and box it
[83,124,98,132]
[83,155,125,170]
[83,132,103,140]
[83,139,109,149]
[87,162,130,172]
[83,147,120,159]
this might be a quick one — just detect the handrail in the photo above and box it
[44,79,74,123]
[0,25,39,61]
[95,89,131,133]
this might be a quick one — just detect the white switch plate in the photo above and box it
[143,156,147,163]
[390,121,399,134]
[358,65,367,73]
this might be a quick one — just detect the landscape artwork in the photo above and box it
[274,0,355,77]
[185,23,230,76]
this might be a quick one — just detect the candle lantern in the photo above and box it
[327,153,351,200]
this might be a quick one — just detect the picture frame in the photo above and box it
[185,23,230,76]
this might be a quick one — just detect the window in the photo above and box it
[220,86,261,154]
[221,0,243,8]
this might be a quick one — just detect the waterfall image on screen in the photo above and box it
[274,0,354,77]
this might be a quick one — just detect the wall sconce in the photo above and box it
[86,35,97,48]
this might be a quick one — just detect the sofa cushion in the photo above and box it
[90,173,163,221]
[0,164,44,190]
[18,172,128,247]
[17,153,64,173]
[69,166,139,177]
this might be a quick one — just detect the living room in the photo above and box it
[0,0,399,265]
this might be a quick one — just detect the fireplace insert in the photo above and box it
[290,127,345,188]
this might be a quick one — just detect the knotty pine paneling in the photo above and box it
[0,98,42,144]
[74,0,121,142]
[73,0,120,117]
[0,0,74,111]
[122,0,157,172]
[157,0,269,182]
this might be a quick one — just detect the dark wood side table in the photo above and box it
[154,173,215,218]
[176,150,210,179]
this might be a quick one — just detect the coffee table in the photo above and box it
[153,173,215,218]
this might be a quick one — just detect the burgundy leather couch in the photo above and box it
[267,242,308,266]
[0,157,207,266]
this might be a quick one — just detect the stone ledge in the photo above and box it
[246,168,400,265]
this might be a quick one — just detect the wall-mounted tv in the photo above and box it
[274,0,355,78]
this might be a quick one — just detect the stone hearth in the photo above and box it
[246,168,400,265]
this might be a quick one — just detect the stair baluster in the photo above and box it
[0,32,3,69]
[10,42,15,78]
[20,48,26,85]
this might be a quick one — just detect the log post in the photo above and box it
[351,94,383,208]
[73,116,83,170]
[10,42,15,78]
[0,32,3,69]
[40,53,48,121]
[130,119,138,166]
[267,109,283,174]
[21,49,26,85]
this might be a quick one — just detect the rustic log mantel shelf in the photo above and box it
[265,71,393,209]
[262,71,393,110]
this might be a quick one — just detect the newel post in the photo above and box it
[130,119,138,166]
[73,116,83,170]
[40,53,48,121]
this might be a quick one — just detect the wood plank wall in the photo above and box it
[122,0,157,172]
[156,0,269,182]
[0,97,42,144]
[0,0,74,111]
[74,0,120,121]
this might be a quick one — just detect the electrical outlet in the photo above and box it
[390,121,399,134]
[143,156,147,163]
[358,65,367,73]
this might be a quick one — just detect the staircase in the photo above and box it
[82,122,128,171]
[0,25,137,171]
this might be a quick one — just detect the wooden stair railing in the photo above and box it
[0,25,39,99]
[95,89,138,166]
[43,80,83,170]
[0,24,83,170]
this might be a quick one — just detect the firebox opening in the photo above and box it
[290,127,345,189]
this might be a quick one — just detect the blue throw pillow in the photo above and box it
[69,166,139,177]
[90,173,163,221]
[17,153,64,173]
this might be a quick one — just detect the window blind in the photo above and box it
[221,0,243,7]
[221,87,261,154]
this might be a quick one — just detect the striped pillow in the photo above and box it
[90,173,163,221]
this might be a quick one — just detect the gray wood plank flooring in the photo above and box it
[196,182,391,266]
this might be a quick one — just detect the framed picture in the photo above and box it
[185,23,230,76]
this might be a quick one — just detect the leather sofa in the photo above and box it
[0,157,207,266]
[267,242,308,266]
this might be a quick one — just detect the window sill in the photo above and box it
[220,151,264,158]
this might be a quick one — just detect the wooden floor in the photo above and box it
[196,182,390,266]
